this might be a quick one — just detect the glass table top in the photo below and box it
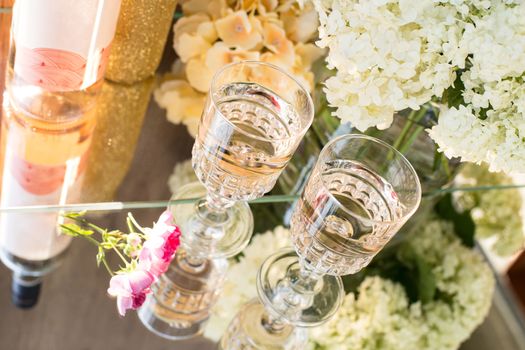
[0,81,521,350]
[0,8,524,349]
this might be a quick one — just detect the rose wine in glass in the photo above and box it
[138,61,314,339]
[220,134,421,349]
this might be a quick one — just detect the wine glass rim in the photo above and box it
[318,133,422,226]
[209,60,314,142]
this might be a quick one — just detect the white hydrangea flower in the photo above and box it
[314,0,525,172]
[309,218,495,350]
[454,164,525,256]
[429,75,525,173]
[313,0,464,131]
[204,219,494,348]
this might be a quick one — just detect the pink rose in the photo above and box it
[138,210,181,277]
[107,269,154,316]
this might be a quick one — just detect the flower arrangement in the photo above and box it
[60,211,181,316]
[454,164,524,256]
[312,0,525,173]
[203,220,495,349]
[155,0,324,137]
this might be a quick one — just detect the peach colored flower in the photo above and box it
[181,0,227,19]
[173,13,209,43]
[197,21,218,43]
[295,43,325,69]
[176,33,211,63]
[186,55,215,93]
[281,2,319,43]
[215,11,262,50]
[154,79,206,137]
[205,42,261,72]
[263,22,295,66]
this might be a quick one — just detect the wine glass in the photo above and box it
[219,134,422,348]
[138,61,314,339]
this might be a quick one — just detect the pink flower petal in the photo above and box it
[157,210,174,226]
[107,274,132,297]
[128,270,154,294]
[117,295,133,316]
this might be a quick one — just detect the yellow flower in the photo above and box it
[295,43,325,69]
[176,33,211,63]
[215,10,262,50]
[263,22,295,66]
[173,13,209,42]
[173,14,213,62]
[197,21,218,43]
[154,80,205,138]
[185,55,214,93]
[205,42,261,73]
[281,2,319,43]
[181,0,227,19]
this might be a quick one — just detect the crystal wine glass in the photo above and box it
[219,134,422,349]
[138,61,314,339]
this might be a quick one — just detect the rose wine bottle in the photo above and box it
[0,94,96,307]
[6,0,121,120]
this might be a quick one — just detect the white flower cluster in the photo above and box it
[309,218,495,350]
[312,0,469,130]
[454,164,525,256]
[204,226,291,341]
[313,0,525,173]
[204,220,494,349]
[429,3,525,173]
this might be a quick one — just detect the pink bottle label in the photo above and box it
[14,46,110,92]
[12,0,121,91]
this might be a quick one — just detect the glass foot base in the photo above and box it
[219,299,307,350]
[169,182,253,259]
[258,249,344,327]
[137,249,228,340]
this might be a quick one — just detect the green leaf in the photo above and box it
[435,194,475,247]
[441,72,465,109]
[63,211,87,219]
[60,223,94,237]
[100,242,114,249]
[96,247,105,267]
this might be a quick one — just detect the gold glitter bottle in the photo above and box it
[81,77,154,202]
[105,0,177,84]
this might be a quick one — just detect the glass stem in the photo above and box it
[205,192,234,213]
[262,313,286,334]
[273,261,323,320]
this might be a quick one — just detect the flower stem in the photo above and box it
[61,225,115,276]
[111,243,130,267]
[127,213,147,235]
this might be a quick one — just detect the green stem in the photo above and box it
[126,217,135,234]
[127,213,147,235]
[110,243,130,267]
[100,257,115,277]
[392,110,418,151]
[60,224,115,276]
